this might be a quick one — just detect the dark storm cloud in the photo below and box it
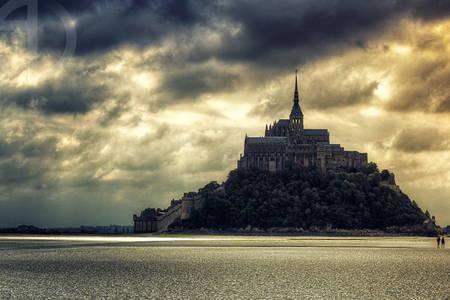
[386,53,450,114]
[0,123,58,187]
[33,0,215,55]
[0,117,111,199]
[24,0,450,114]
[392,128,450,153]
[4,0,447,59]
[2,75,108,114]
[155,65,238,105]
[4,0,450,114]
[409,0,450,21]
[213,0,450,67]
[249,73,379,118]
[317,82,377,109]
[98,98,130,126]
[214,1,395,64]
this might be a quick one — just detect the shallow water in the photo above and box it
[0,236,448,299]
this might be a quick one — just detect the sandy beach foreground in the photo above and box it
[0,235,448,299]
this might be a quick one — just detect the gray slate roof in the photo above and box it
[277,119,290,126]
[303,129,329,136]
[246,137,288,144]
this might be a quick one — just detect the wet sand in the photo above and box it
[0,235,448,299]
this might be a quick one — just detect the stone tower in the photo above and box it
[289,70,303,131]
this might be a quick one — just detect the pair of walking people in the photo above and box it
[436,236,445,248]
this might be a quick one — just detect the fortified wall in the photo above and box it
[133,192,205,233]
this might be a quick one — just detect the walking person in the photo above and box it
[441,236,445,249]
[437,236,441,248]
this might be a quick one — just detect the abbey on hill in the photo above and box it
[133,74,435,234]
[238,72,367,172]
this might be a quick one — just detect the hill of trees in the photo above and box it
[179,163,436,233]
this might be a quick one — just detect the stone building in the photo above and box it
[238,72,368,172]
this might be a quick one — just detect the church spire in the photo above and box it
[294,69,299,105]
[290,70,303,119]
[289,70,304,130]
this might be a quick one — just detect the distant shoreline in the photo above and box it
[0,224,445,237]
[0,230,444,237]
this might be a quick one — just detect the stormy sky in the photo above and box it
[0,0,449,227]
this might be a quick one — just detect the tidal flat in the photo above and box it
[0,235,448,299]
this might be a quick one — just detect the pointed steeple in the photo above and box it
[293,69,299,105]
[290,70,303,119]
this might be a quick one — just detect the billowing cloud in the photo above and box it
[34,0,216,56]
[391,128,450,153]
[154,63,239,106]
[0,0,449,227]
[2,75,109,114]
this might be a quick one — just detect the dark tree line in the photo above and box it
[183,163,429,230]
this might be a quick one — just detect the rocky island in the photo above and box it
[134,74,438,235]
